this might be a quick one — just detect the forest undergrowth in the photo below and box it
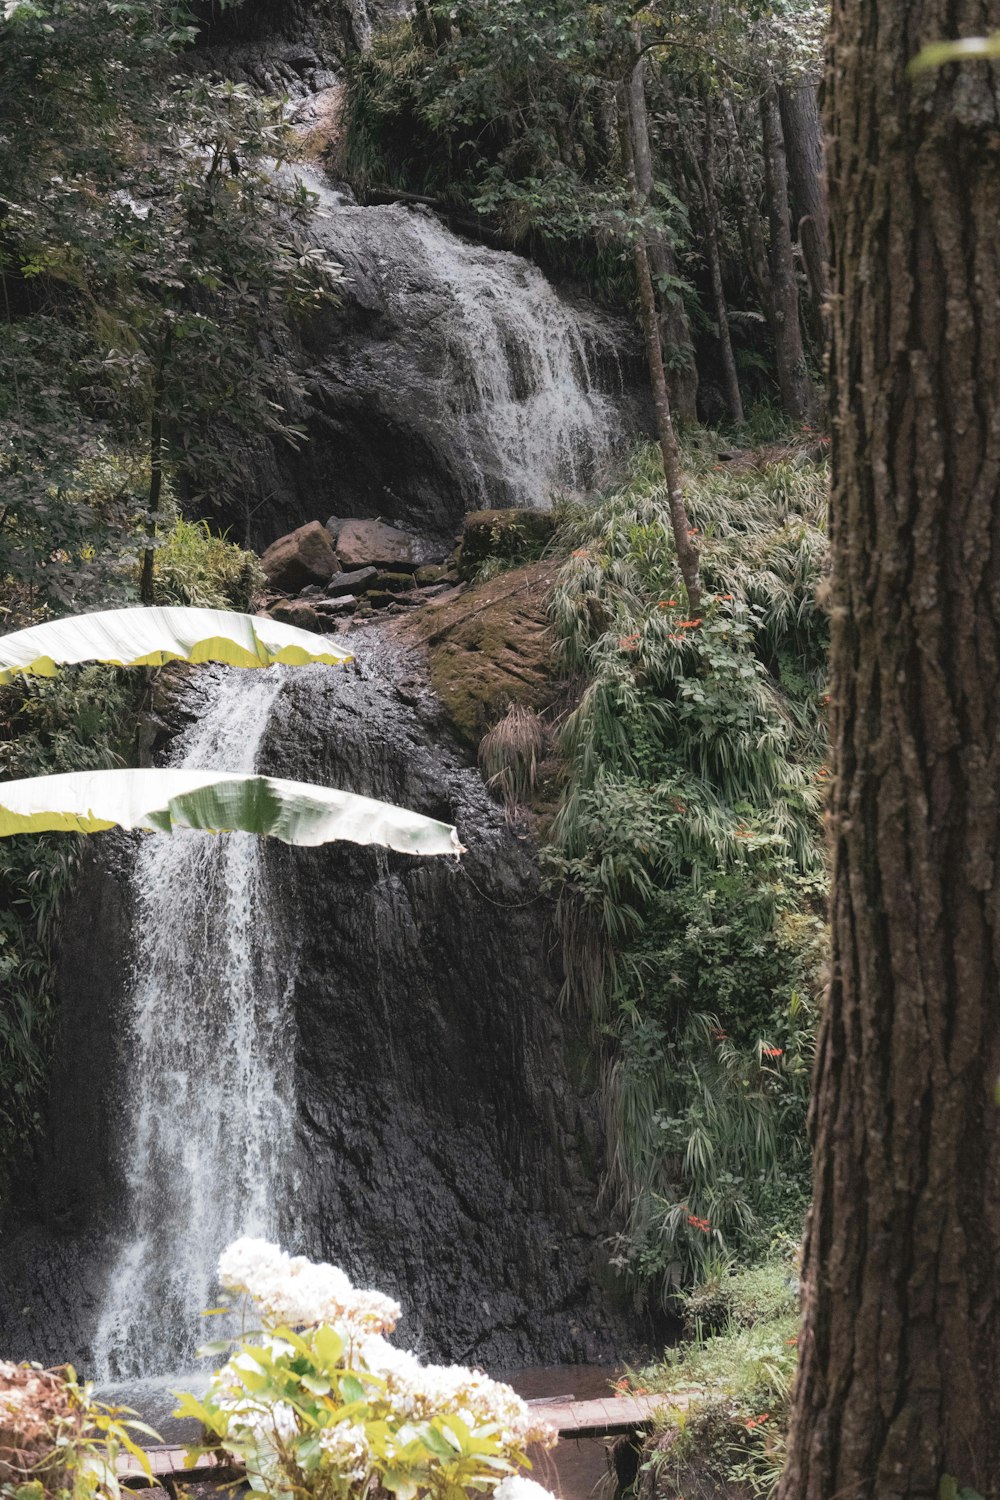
[541,431,829,1302]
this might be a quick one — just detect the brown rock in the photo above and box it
[393,559,561,746]
[460,508,558,578]
[260,522,340,591]
[263,600,325,632]
[336,519,445,571]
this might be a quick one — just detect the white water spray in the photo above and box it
[92,668,297,1380]
[300,171,621,507]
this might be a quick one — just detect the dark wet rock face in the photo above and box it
[0,643,641,1372]
[216,179,646,550]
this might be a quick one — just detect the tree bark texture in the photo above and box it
[779,77,830,329]
[777,5,1000,1498]
[627,45,699,425]
[760,83,814,421]
[683,101,744,425]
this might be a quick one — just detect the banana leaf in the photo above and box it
[0,606,352,685]
[0,769,464,856]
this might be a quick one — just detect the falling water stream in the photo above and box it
[92,668,296,1381]
[297,168,622,508]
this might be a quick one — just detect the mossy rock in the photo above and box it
[460,508,558,578]
[393,560,562,748]
[376,570,418,593]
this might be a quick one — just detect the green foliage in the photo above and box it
[543,439,829,1293]
[0,669,138,1187]
[154,515,264,612]
[0,0,340,614]
[635,1247,801,1497]
[0,1359,159,1500]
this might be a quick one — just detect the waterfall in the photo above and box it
[92,667,296,1381]
[297,169,623,513]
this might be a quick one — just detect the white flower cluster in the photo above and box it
[494,1479,559,1500]
[210,1239,557,1499]
[218,1237,401,1336]
[359,1335,555,1447]
[317,1422,370,1483]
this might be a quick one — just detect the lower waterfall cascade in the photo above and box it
[92,669,297,1381]
[0,644,641,1376]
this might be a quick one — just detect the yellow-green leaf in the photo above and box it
[0,768,465,856]
[0,605,352,685]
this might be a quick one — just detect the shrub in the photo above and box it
[543,440,829,1294]
[0,1360,156,1500]
[153,514,264,612]
[179,1240,558,1500]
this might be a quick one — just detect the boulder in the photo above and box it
[414,563,446,586]
[375,571,417,594]
[260,521,340,591]
[263,600,326,632]
[327,566,378,597]
[460,508,558,578]
[336,518,445,572]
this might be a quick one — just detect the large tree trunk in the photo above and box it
[760,83,814,421]
[779,77,829,330]
[777,4,1000,1498]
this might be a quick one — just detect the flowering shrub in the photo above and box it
[177,1240,557,1500]
[0,1361,157,1500]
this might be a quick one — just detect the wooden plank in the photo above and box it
[117,1395,690,1481]
[542,1393,688,1439]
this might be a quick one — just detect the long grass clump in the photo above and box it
[543,437,829,1296]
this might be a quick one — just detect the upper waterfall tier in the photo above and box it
[226,174,642,548]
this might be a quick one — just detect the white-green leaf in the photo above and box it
[0,769,464,856]
[910,33,1000,73]
[0,606,352,685]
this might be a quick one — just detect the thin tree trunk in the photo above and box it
[620,74,701,612]
[682,102,744,425]
[720,90,774,324]
[627,41,699,425]
[140,325,171,606]
[760,83,814,421]
[779,77,829,331]
[777,3,1000,1496]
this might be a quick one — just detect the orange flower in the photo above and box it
[762,1046,783,1058]
[677,619,703,629]
[571,548,589,559]
[658,599,679,608]
[619,634,640,651]
[785,1336,799,1347]
[687,1214,711,1233]
[710,1027,728,1041]
[668,633,685,642]
[746,1413,771,1431]
[687,527,700,535]
[719,593,734,601]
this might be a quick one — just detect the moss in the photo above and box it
[460,508,559,579]
[394,559,564,748]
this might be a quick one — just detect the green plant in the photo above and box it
[543,439,829,1293]
[178,1239,558,1500]
[0,1359,158,1500]
[152,515,264,613]
[634,1247,801,1497]
[0,667,138,1183]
